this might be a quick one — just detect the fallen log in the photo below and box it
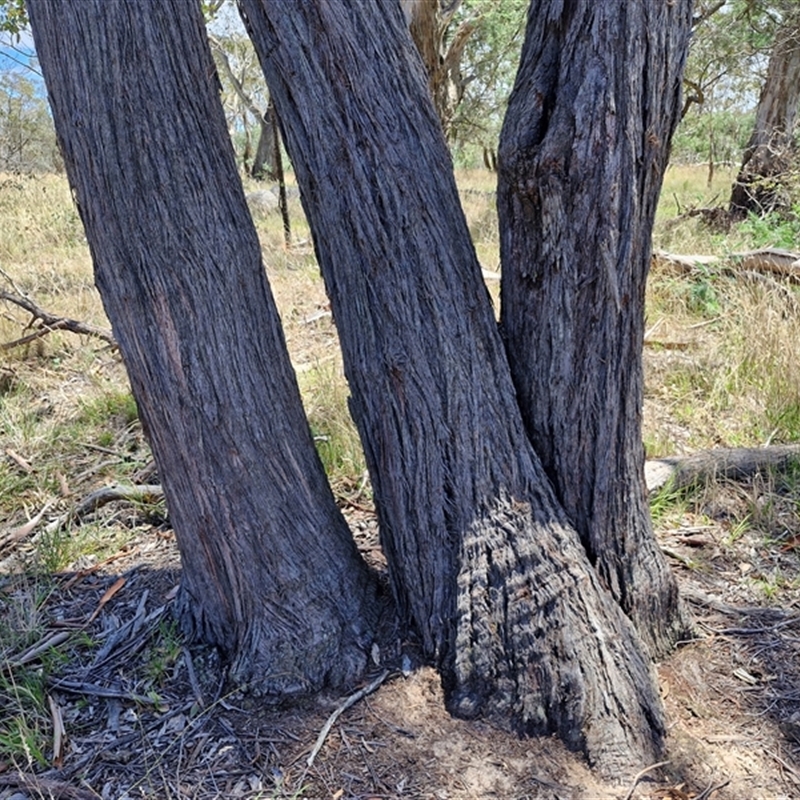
[653,248,800,282]
[645,444,800,494]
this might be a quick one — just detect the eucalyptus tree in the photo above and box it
[729,3,800,215]
[27,0,693,775]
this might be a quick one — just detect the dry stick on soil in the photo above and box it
[8,631,72,668]
[0,772,96,800]
[623,760,671,800]
[47,678,160,706]
[694,779,732,800]
[45,484,164,533]
[306,670,390,767]
[0,501,53,551]
[0,286,116,349]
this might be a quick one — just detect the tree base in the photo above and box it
[443,496,665,776]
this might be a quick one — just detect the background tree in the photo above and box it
[0,71,58,172]
[239,0,668,772]
[401,0,476,140]
[402,0,528,165]
[729,3,800,216]
[208,29,276,180]
[27,0,385,699]
[674,1,766,179]
[447,0,528,167]
[497,0,693,659]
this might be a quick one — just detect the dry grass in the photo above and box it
[2,166,798,506]
[3,165,799,517]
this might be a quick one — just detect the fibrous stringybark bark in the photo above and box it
[28,0,383,697]
[498,0,694,659]
[239,0,665,772]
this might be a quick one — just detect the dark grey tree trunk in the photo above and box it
[729,11,800,218]
[251,115,274,180]
[497,0,693,659]
[251,109,276,181]
[27,0,383,698]
[239,0,665,773]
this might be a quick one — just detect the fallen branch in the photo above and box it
[307,670,390,767]
[653,248,800,282]
[45,484,164,533]
[645,444,800,494]
[0,287,116,349]
[0,772,96,800]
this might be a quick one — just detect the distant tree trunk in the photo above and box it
[28,0,383,697]
[240,0,665,773]
[251,109,276,181]
[498,0,693,659]
[209,35,276,181]
[729,11,800,218]
[400,0,475,138]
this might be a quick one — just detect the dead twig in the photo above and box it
[307,670,390,767]
[694,779,731,799]
[0,501,53,551]
[45,483,164,533]
[8,631,72,668]
[0,771,96,800]
[0,286,116,349]
[47,677,160,706]
[5,447,33,473]
[623,760,671,800]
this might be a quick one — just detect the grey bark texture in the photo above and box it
[498,0,694,659]
[27,0,383,698]
[238,0,666,773]
[729,10,800,217]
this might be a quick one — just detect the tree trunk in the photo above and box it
[239,0,665,772]
[498,0,693,659]
[729,11,800,218]
[401,0,474,139]
[251,109,276,181]
[28,0,383,698]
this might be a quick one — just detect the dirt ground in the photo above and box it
[2,489,800,800]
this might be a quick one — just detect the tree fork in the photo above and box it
[240,0,666,771]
